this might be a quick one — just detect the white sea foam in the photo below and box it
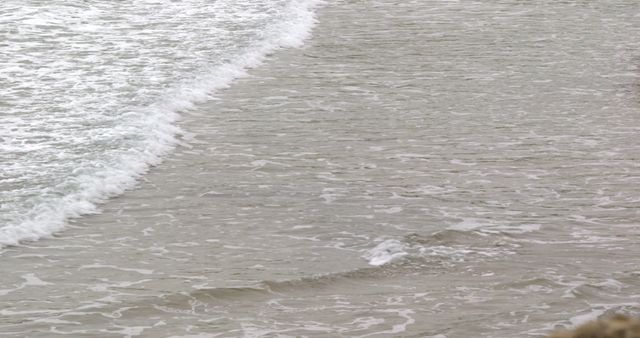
[363,239,408,266]
[447,218,487,231]
[0,0,322,247]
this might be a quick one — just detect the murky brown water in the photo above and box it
[2,0,640,337]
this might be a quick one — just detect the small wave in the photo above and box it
[175,286,273,302]
[0,0,323,248]
[361,229,519,267]
[447,218,541,235]
[261,265,399,293]
[167,259,443,301]
[362,239,408,266]
[76,266,421,315]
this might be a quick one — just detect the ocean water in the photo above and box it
[0,0,319,246]
[2,0,640,337]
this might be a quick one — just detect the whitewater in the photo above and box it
[0,0,320,246]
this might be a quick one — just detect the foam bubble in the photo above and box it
[363,239,408,266]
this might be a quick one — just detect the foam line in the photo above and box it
[0,0,323,247]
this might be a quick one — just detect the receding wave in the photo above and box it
[0,0,322,247]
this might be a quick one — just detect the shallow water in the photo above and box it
[2,0,640,337]
[0,0,318,246]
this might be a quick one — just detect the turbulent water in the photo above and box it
[0,0,318,245]
[2,0,640,337]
